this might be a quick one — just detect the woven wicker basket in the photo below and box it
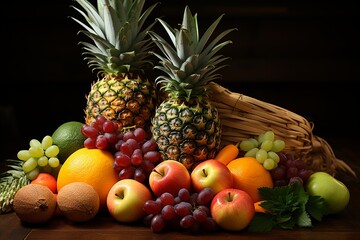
[209,82,355,177]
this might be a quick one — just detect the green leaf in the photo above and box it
[248,213,274,233]
[306,195,328,221]
[297,210,312,227]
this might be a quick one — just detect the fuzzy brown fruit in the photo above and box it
[57,182,100,222]
[13,184,57,224]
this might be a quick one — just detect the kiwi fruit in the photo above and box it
[57,182,100,222]
[13,184,57,224]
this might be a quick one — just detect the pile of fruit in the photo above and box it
[0,0,352,234]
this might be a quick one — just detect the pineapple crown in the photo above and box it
[148,6,236,101]
[71,0,158,76]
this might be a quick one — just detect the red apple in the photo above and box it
[191,159,233,194]
[107,179,152,223]
[149,160,191,197]
[211,188,255,231]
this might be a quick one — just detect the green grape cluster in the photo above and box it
[239,131,285,170]
[17,136,61,180]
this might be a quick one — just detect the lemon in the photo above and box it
[52,121,86,163]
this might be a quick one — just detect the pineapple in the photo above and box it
[0,160,29,213]
[71,0,158,130]
[148,6,236,170]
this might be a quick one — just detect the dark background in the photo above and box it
[1,0,359,162]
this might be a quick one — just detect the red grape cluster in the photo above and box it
[81,115,120,151]
[81,116,162,183]
[270,152,313,187]
[143,188,218,233]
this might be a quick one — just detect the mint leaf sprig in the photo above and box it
[248,182,328,232]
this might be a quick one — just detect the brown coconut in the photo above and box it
[57,182,100,222]
[13,184,57,224]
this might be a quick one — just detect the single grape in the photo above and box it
[248,138,259,148]
[29,139,42,148]
[263,158,276,170]
[126,138,140,150]
[278,152,288,164]
[26,167,40,180]
[268,151,280,163]
[257,132,265,144]
[196,205,211,217]
[197,188,214,205]
[115,139,125,150]
[270,165,286,180]
[160,192,175,206]
[123,131,136,141]
[244,147,259,158]
[239,140,256,152]
[298,168,313,183]
[114,152,132,168]
[174,196,181,204]
[144,151,161,163]
[45,145,60,158]
[272,139,285,152]
[260,140,273,152]
[84,137,96,149]
[180,215,195,229]
[48,157,60,168]
[120,142,134,156]
[143,200,162,215]
[41,135,53,150]
[95,115,107,127]
[104,132,118,144]
[161,205,176,220]
[22,157,38,173]
[17,150,31,161]
[141,160,155,174]
[134,168,146,183]
[174,202,192,217]
[178,188,190,202]
[263,131,275,142]
[29,146,44,158]
[81,125,99,138]
[193,208,208,223]
[102,120,118,133]
[134,127,146,143]
[256,149,268,164]
[151,214,166,233]
[142,138,157,153]
[118,166,135,180]
[189,192,198,206]
[131,150,143,165]
[37,156,49,167]
[95,135,108,150]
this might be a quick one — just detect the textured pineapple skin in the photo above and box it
[85,74,156,131]
[151,98,222,170]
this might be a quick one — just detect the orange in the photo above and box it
[31,173,57,194]
[56,148,119,210]
[227,157,273,202]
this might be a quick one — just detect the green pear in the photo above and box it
[305,172,350,214]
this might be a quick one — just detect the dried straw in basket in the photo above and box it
[208,82,355,177]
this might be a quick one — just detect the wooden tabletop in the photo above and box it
[1,137,360,240]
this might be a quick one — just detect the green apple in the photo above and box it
[305,172,350,214]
